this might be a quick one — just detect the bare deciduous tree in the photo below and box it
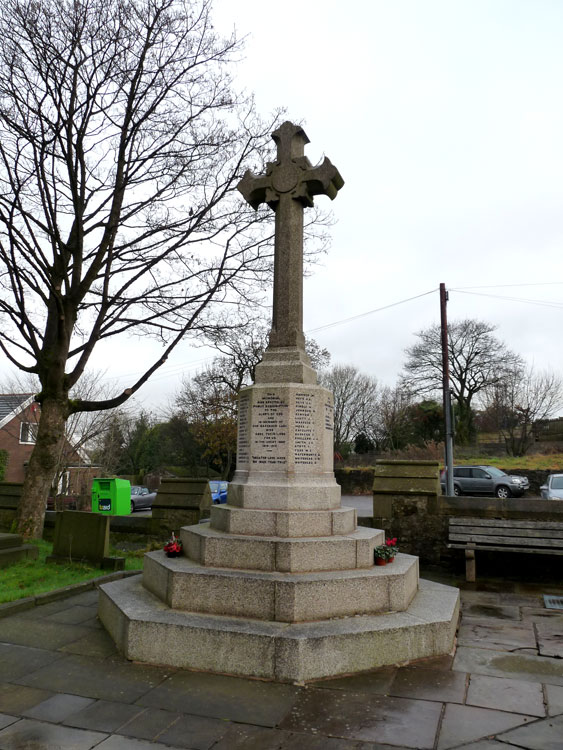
[483,368,563,456]
[402,319,523,445]
[0,0,295,536]
[320,364,378,454]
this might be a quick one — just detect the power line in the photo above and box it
[451,281,563,290]
[306,288,438,333]
[452,289,563,310]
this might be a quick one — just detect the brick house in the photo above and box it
[0,394,95,495]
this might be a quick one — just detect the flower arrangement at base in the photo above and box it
[373,545,388,565]
[385,537,398,563]
[164,532,183,557]
[374,537,399,566]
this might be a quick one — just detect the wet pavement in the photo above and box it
[0,573,562,749]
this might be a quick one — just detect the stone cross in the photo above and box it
[238,122,344,351]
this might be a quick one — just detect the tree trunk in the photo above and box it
[17,398,68,539]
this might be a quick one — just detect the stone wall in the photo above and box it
[0,483,21,531]
[334,468,374,495]
[363,459,563,565]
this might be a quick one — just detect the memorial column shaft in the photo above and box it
[271,195,305,350]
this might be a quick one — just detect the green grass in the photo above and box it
[453,453,563,471]
[0,539,144,604]
[340,453,563,471]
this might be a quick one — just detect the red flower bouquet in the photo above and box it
[164,532,183,558]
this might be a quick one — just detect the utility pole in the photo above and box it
[440,283,454,496]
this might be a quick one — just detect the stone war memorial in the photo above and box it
[99,122,460,682]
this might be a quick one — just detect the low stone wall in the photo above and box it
[0,483,22,531]
[150,478,211,535]
[5,477,211,549]
[334,468,374,495]
[364,459,563,565]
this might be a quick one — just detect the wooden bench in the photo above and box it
[448,517,563,581]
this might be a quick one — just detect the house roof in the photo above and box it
[0,393,35,429]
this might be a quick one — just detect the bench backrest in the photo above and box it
[449,517,563,550]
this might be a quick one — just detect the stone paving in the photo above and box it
[0,573,561,749]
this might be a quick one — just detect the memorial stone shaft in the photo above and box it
[238,121,344,353]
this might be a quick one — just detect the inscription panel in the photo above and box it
[237,391,251,465]
[294,392,321,466]
[324,399,334,432]
[251,392,288,466]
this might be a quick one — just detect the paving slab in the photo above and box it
[410,654,455,671]
[458,619,537,651]
[279,688,443,748]
[0,683,52,714]
[536,620,563,658]
[436,703,535,749]
[63,699,145,732]
[115,706,182,741]
[155,713,235,750]
[310,668,396,694]
[499,592,544,607]
[14,653,172,703]
[10,598,73,618]
[137,670,301,727]
[466,674,545,716]
[0,615,92,649]
[0,641,63,681]
[453,742,512,749]
[0,714,17,731]
[461,603,521,621]
[210,723,379,749]
[63,590,100,606]
[59,628,119,658]
[453,645,563,686]
[545,684,563,716]
[388,666,467,703]
[22,693,96,723]
[497,713,563,749]
[521,606,563,623]
[44,604,99,625]
[94,736,185,749]
[459,591,504,605]
[0,718,108,749]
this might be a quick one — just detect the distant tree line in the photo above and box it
[88,316,563,479]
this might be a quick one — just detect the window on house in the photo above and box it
[20,422,38,444]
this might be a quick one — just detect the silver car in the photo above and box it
[440,465,529,498]
[540,474,563,501]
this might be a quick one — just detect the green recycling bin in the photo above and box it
[91,478,131,515]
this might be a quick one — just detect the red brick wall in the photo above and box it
[0,406,39,482]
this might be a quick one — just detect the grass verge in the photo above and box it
[1,539,144,604]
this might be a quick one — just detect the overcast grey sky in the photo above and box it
[4,0,563,412]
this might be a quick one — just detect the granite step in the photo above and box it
[142,551,418,622]
[181,523,384,573]
[98,575,460,682]
[210,504,357,538]
[0,543,39,568]
[0,532,22,550]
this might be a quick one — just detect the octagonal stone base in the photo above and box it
[142,550,419,622]
[98,575,459,683]
[180,523,383,573]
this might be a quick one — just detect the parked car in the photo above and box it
[540,474,563,501]
[209,480,228,504]
[440,465,529,498]
[130,485,156,512]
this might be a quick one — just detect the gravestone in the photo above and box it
[47,511,124,570]
[99,122,459,682]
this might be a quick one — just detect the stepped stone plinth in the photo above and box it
[99,121,459,681]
